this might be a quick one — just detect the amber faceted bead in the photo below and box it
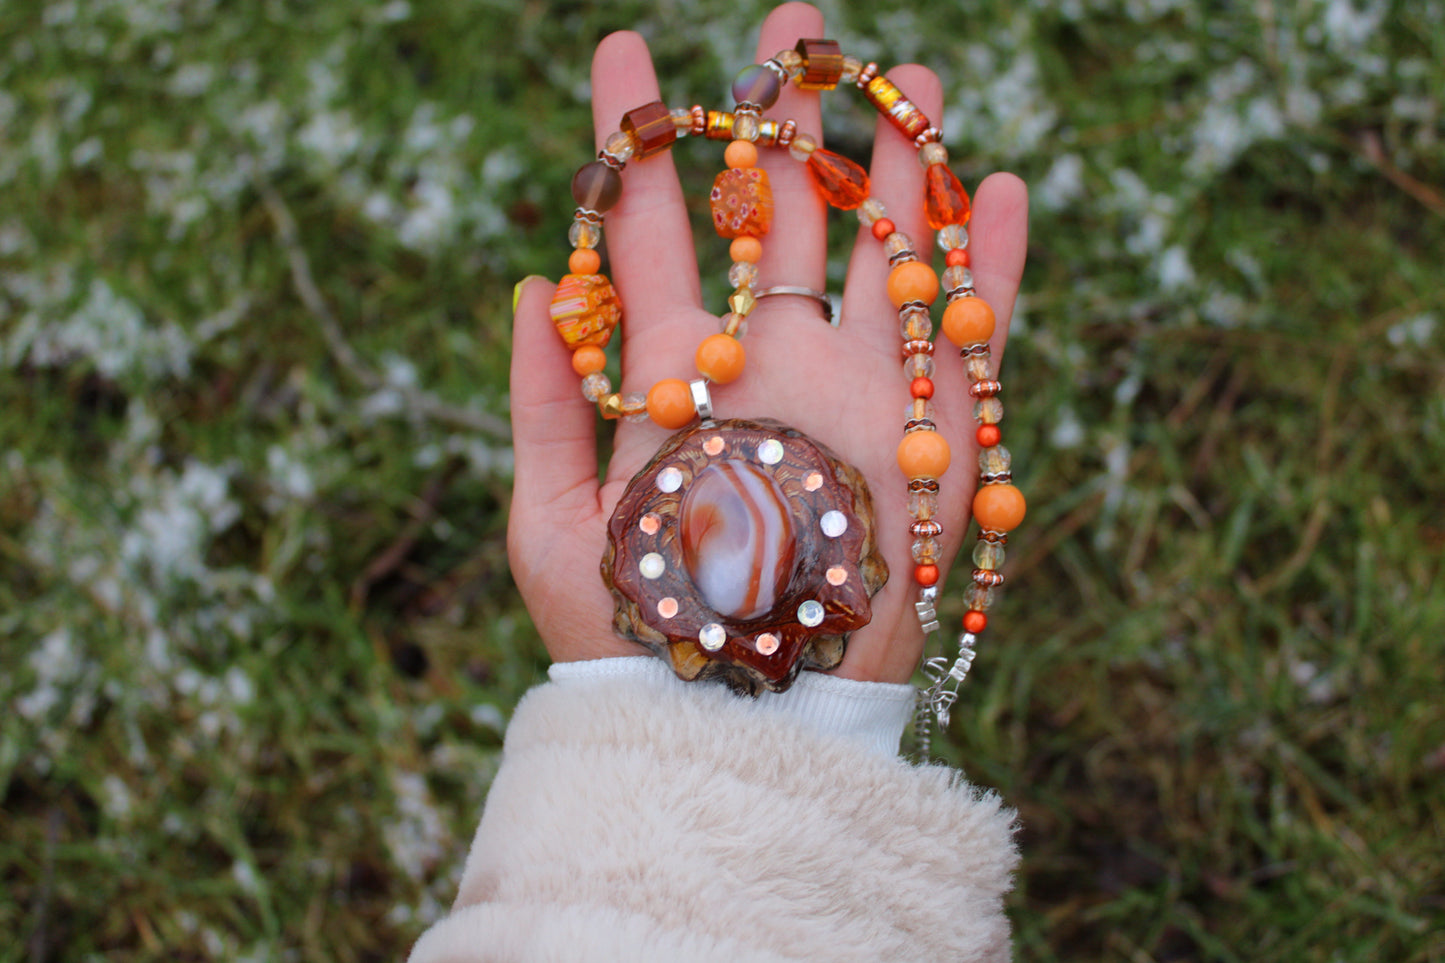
[973,483,1026,532]
[924,163,971,230]
[897,430,951,479]
[710,167,774,239]
[550,273,621,348]
[571,160,623,213]
[806,148,870,210]
[942,297,996,347]
[621,100,677,159]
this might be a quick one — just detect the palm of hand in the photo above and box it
[509,3,1028,685]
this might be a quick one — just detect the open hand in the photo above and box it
[508,2,1028,685]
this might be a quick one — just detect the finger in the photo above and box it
[589,31,702,326]
[839,64,944,353]
[508,276,600,521]
[753,2,828,293]
[966,172,1030,366]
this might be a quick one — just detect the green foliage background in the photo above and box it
[2,0,1441,959]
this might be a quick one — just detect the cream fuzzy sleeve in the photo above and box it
[407,666,1018,963]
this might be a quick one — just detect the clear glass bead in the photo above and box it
[908,489,939,519]
[965,353,993,381]
[788,132,817,161]
[728,261,758,288]
[978,444,1012,474]
[964,583,994,610]
[856,198,887,227]
[720,312,748,338]
[568,218,601,249]
[899,307,933,341]
[883,232,915,259]
[732,110,761,142]
[936,224,968,252]
[839,56,863,84]
[670,108,693,132]
[581,371,611,401]
[777,49,803,72]
[974,397,1004,424]
[904,352,935,379]
[942,265,973,292]
[918,142,948,167]
[905,398,936,421]
[973,540,1006,570]
[603,130,634,163]
[911,537,941,563]
[622,391,649,423]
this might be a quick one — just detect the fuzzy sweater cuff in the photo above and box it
[408,672,1017,962]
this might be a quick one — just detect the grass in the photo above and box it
[2,0,1442,959]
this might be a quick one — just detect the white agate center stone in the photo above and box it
[679,459,796,621]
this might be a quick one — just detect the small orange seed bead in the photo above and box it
[568,248,601,275]
[942,297,996,347]
[570,344,607,376]
[886,260,939,308]
[973,483,1026,532]
[871,218,895,241]
[725,139,759,169]
[646,378,695,429]
[729,235,763,264]
[694,333,746,384]
[897,430,951,479]
[945,248,970,268]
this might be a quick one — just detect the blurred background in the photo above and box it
[2,0,1441,959]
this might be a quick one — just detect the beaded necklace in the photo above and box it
[546,39,1026,738]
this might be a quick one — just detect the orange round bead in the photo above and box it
[886,261,939,308]
[646,378,696,429]
[694,333,746,384]
[942,297,996,347]
[973,483,1026,532]
[897,430,951,479]
[725,139,758,169]
[570,344,607,376]
[871,218,895,241]
[977,424,1002,448]
[729,235,763,264]
[945,248,970,267]
[910,376,934,399]
[963,610,988,634]
[568,248,601,275]
[914,563,939,587]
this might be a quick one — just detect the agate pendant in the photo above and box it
[603,419,888,694]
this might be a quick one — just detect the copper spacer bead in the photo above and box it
[690,105,707,137]
[914,127,943,147]
[901,339,935,358]
[857,61,878,87]
[777,118,797,147]
[973,569,1005,587]
[910,519,943,538]
[969,379,1002,398]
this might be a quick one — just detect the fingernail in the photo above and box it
[513,275,545,313]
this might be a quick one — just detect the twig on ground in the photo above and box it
[253,172,511,439]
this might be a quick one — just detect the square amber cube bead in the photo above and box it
[795,38,843,90]
[620,100,677,159]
